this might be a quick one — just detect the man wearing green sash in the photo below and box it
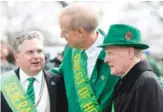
[1,31,68,112]
[50,3,119,112]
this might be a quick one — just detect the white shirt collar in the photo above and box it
[85,31,104,57]
[19,68,43,83]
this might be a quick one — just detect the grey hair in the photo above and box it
[134,48,142,57]
[60,3,99,33]
[12,31,44,52]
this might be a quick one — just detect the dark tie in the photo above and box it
[27,77,36,104]
[81,51,88,72]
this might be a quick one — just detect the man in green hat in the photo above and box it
[50,2,119,112]
[99,24,163,112]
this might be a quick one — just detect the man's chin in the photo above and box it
[31,68,42,74]
[69,44,75,48]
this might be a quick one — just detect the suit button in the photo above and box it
[51,81,56,86]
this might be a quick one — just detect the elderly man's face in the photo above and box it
[59,15,85,49]
[15,38,45,76]
[104,46,133,76]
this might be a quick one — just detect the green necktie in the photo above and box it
[81,51,88,72]
[27,77,36,104]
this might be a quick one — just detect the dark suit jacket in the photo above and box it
[1,68,68,112]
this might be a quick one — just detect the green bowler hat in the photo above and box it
[99,24,149,49]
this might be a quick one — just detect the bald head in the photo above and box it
[59,3,99,33]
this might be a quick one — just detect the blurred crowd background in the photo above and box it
[0,1,163,78]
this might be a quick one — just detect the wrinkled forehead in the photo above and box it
[105,46,131,53]
[105,46,124,50]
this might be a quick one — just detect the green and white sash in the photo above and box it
[72,49,102,112]
[0,70,37,112]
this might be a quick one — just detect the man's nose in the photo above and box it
[60,32,65,38]
[33,52,39,58]
[104,55,109,63]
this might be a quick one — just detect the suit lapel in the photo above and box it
[44,71,57,112]
[90,49,105,85]
[44,70,57,97]
[14,68,20,79]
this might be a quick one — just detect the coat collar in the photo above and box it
[14,68,20,79]
[115,61,152,92]
[15,68,47,80]
[97,48,106,60]
[97,29,107,61]
[14,68,56,89]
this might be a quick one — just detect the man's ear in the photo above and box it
[128,47,135,60]
[77,27,85,39]
[14,52,19,63]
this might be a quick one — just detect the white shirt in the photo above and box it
[85,32,104,79]
[19,68,50,112]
